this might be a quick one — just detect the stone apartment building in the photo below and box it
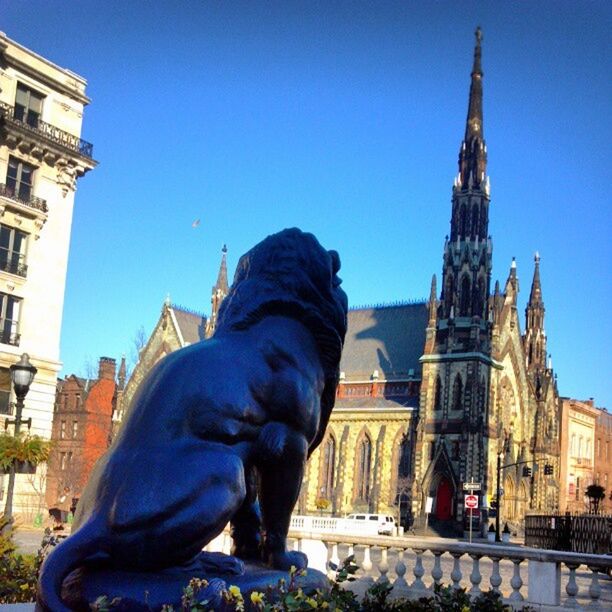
[0,32,96,517]
[45,357,122,510]
[558,398,600,513]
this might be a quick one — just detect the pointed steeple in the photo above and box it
[528,251,543,306]
[524,253,547,371]
[457,26,488,192]
[205,244,229,338]
[428,274,438,324]
[117,354,126,390]
[215,244,229,295]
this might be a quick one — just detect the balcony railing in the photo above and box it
[0,324,19,346]
[0,183,48,213]
[0,101,94,159]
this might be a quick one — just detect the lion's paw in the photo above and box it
[269,549,308,571]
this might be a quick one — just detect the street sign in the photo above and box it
[464,494,478,509]
[463,482,481,491]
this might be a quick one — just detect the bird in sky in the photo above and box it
[192,218,201,228]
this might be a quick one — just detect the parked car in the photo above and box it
[346,513,396,535]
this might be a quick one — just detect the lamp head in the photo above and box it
[10,353,37,401]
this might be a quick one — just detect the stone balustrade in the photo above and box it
[286,530,611,609]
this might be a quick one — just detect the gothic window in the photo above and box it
[398,434,411,481]
[356,435,372,501]
[475,277,485,318]
[452,374,463,411]
[451,440,460,459]
[429,440,436,459]
[459,204,467,236]
[434,376,442,411]
[321,435,336,499]
[471,205,479,238]
[459,275,471,316]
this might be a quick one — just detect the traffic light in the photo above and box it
[522,466,532,477]
[544,464,553,475]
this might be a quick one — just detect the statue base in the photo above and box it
[59,553,330,611]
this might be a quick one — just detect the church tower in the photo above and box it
[524,253,546,374]
[413,28,495,527]
[205,245,229,338]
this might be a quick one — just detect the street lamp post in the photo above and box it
[495,451,502,542]
[2,353,37,528]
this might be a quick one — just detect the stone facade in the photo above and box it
[0,33,96,518]
[558,398,600,513]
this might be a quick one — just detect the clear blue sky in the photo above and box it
[2,1,610,406]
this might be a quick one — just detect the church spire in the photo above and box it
[457,26,488,192]
[524,252,546,371]
[205,244,229,338]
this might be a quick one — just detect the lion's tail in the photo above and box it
[36,518,107,612]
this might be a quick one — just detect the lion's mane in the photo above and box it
[215,228,348,451]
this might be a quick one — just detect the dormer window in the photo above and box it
[15,83,44,128]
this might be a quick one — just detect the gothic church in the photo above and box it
[117,29,560,531]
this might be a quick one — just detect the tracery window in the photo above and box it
[356,435,372,501]
[452,374,463,411]
[459,275,471,316]
[434,376,442,411]
[321,436,336,499]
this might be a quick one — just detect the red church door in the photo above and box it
[435,477,453,520]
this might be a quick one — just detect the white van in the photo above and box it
[346,513,396,536]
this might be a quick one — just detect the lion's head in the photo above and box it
[215,228,348,450]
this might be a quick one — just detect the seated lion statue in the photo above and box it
[37,228,348,611]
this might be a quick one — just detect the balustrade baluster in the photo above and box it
[328,542,340,578]
[360,545,375,588]
[411,548,427,594]
[489,557,502,594]
[431,551,443,589]
[564,563,579,607]
[376,546,390,584]
[450,552,463,590]
[509,558,524,602]
[468,554,482,596]
[588,566,602,608]
[392,548,410,598]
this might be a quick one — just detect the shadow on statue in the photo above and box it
[37,228,348,611]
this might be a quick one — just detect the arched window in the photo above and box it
[459,204,467,236]
[471,205,479,238]
[398,434,411,481]
[475,277,485,318]
[356,435,372,501]
[434,376,442,411]
[459,275,471,316]
[321,436,336,499]
[452,374,463,411]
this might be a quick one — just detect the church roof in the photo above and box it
[339,302,428,381]
[171,307,207,344]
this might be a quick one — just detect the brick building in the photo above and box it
[46,357,121,509]
[594,407,612,513]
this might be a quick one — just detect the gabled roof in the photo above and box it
[171,307,207,344]
[339,302,428,381]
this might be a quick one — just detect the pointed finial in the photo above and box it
[164,293,171,307]
[222,243,227,254]
[475,26,483,45]
[429,274,437,302]
[511,257,516,269]
[534,251,540,263]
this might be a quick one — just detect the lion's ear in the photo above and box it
[329,250,341,274]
